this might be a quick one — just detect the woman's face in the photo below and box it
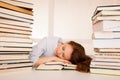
[54,42,73,60]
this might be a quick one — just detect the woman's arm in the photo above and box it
[33,56,71,67]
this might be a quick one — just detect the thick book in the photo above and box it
[93,5,120,17]
[93,20,120,32]
[0,32,30,38]
[0,1,32,15]
[90,68,120,76]
[0,23,32,31]
[0,37,33,43]
[92,10,120,20]
[0,54,29,60]
[0,42,32,48]
[0,18,31,28]
[36,61,76,70]
[0,7,33,20]
[0,59,31,64]
[0,12,33,23]
[94,48,120,53]
[93,39,120,48]
[0,27,32,35]
[0,62,32,70]
[93,31,120,39]
[0,0,33,9]
[0,47,32,51]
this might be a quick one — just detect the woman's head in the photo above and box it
[54,41,92,72]
[68,41,92,72]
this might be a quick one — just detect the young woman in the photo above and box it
[29,37,92,72]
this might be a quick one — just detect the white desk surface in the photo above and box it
[0,68,120,80]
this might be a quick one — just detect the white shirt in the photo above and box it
[29,37,63,63]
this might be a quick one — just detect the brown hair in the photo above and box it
[68,41,92,73]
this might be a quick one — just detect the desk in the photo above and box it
[0,68,119,80]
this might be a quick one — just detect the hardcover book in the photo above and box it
[36,61,76,70]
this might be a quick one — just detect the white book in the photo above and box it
[0,42,32,48]
[93,39,120,48]
[94,48,120,53]
[93,20,120,31]
[93,31,120,39]
[0,27,32,35]
[0,23,32,31]
[0,63,32,69]
[92,10,120,20]
[0,37,33,43]
[0,47,32,51]
[90,68,120,76]
[0,54,29,60]
[0,12,33,23]
[91,61,120,67]
[0,59,31,64]
[0,33,30,38]
[0,18,31,28]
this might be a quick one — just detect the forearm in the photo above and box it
[33,56,71,67]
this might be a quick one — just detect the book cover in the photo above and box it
[0,47,32,51]
[0,1,32,15]
[94,48,120,53]
[0,0,33,9]
[0,23,32,31]
[0,12,33,23]
[93,20,120,32]
[0,18,31,28]
[0,32,30,38]
[0,7,33,20]
[93,5,120,17]
[93,39,120,48]
[93,31,120,39]
[0,27,32,35]
[36,61,76,70]
[90,68,120,76]
[0,37,33,43]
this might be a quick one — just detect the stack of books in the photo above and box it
[90,5,120,76]
[0,0,33,70]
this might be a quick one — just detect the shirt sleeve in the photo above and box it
[29,37,47,63]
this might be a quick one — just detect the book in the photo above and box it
[0,47,32,51]
[92,10,120,21]
[0,54,29,60]
[0,0,33,9]
[90,68,120,76]
[93,20,120,32]
[93,39,120,48]
[0,32,30,38]
[0,59,31,64]
[93,5,120,17]
[92,57,120,63]
[93,31,120,39]
[0,18,31,28]
[0,37,33,43]
[0,42,32,48]
[0,23,32,31]
[36,61,76,70]
[0,62,32,70]
[94,53,120,59]
[91,61,120,67]
[0,1,32,15]
[0,51,29,54]
[0,7,33,20]
[94,48,120,53]
[0,12,33,23]
[0,27,32,35]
